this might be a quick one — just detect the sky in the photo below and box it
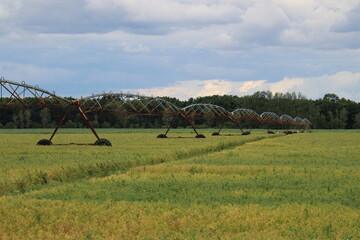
[0,0,360,101]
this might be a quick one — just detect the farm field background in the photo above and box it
[0,129,359,239]
[0,128,271,195]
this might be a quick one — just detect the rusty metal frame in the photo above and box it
[1,77,313,145]
[302,118,312,131]
[78,92,180,115]
[0,78,70,108]
[48,92,182,143]
[259,112,282,133]
[232,108,261,134]
[280,114,294,130]
[164,104,244,137]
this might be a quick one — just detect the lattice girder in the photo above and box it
[280,114,294,123]
[293,117,304,126]
[302,118,311,126]
[232,108,260,121]
[78,93,180,116]
[1,78,315,143]
[0,77,70,109]
[260,112,280,123]
[302,118,312,130]
[181,104,232,120]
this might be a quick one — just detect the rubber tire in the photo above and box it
[195,134,206,138]
[94,138,112,146]
[267,131,275,134]
[37,139,53,146]
[157,134,168,138]
[242,131,250,135]
[212,132,220,136]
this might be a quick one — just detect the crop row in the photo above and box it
[0,132,277,195]
[0,132,358,239]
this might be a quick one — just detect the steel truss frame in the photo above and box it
[49,93,183,145]
[161,104,244,138]
[231,108,261,134]
[0,77,70,108]
[0,78,312,145]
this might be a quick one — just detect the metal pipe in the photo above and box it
[164,114,179,136]
[50,104,72,141]
[74,101,100,140]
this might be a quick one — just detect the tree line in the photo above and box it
[1,91,359,129]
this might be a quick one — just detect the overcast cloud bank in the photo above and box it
[126,71,360,101]
[0,0,359,101]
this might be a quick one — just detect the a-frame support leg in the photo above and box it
[182,115,200,137]
[217,121,225,134]
[233,120,244,134]
[164,114,180,136]
[49,104,72,142]
[212,121,225,136]
[74,101,100,140]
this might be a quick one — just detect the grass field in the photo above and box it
[0,129,359,239]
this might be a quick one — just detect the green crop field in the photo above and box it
[0,129,359,239]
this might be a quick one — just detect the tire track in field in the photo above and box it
[2,134,284,196]
[167,134,283,163]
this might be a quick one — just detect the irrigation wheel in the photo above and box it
[195,134,206,138]
[37,139,53,145]
[94,138,112,146]
[156,134,168,138]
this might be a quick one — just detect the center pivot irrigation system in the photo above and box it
[0,78,311,146]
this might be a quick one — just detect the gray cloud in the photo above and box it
[332,2,360,32]
[1,0,360,102]
[237,2,290,45]
[1,0,244,35]
[1,0,359,49]
[128,72,360,101]
[7,0,118,34]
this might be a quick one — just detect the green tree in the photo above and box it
[12,113,18,128]
[353,113,360,129]
[91,114,100,128]
[328,110,342,129]
[63,120,77,128]
[24,109,31,128]
[40,108,51,128]
[339,108,348,129]
[323,93,340,102]
[18,110,25,129]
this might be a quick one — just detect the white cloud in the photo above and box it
[1,0,359,49]
[332,2,360,32]
[269,77,304,93]
[242,2,289,30]
[0,61,68,80]
[238,80,266,93]
[297,72,360,100]
[0,4,10,19]
[235,1,290,44]
[123,79,237,100]
[2,60,359,102]
[124,72,360,101]
[85,0,242,24]
[119,42,150,53]
[1,0,360,103]
[177,63,250,77]
[279,29,309,45]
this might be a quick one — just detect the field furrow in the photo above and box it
[0,130,359,239]
[0,129,278,195]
